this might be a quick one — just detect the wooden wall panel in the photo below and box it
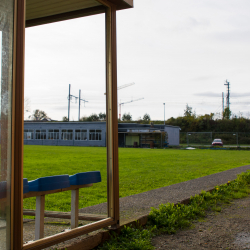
[12,0,26,248]
[26,0,101,20]
[26,5,105,28]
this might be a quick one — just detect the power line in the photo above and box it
[78,89,88,121]
[68,84,78,121]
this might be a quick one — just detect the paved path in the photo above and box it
[79,165,250,224]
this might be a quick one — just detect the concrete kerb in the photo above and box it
[59,189,216,250]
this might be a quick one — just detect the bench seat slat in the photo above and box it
[69,171,101,186]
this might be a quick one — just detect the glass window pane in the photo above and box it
[0,1,14,248]
[23,11,108,242]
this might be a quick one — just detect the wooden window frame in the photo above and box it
[11,0,119,249]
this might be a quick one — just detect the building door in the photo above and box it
[125,135,139,146]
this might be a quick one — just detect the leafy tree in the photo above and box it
[122,113,132,121]
[62,116,69,122]
[88,113,99,121]
[184,104,193,117]
[99,112,106,120]
[29,109,50,121]
[223,107,231,120]
[79,116,89,122]
[143,113,151,121]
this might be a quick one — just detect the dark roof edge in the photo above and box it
[24,121,180,128]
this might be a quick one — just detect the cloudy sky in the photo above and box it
[24,0,250,121]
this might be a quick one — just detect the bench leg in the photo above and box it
[35,195,45,240]
[71,189,79,229]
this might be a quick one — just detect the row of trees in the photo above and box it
[28,106,250,133]
[62,112,107,122]
[166,104,250,132]
[121,113,151,122]
[28,109,151,123]
[62,112,151,122]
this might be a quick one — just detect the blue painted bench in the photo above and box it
[23,172,101,240]
[0,178,29,200]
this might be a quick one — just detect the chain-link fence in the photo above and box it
[180,132,250,147]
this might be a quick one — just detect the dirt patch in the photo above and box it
[152,195,250,249]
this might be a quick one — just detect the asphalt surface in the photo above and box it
[79,165,250,224]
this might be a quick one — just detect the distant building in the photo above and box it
[24,122,180,147]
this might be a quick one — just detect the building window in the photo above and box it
[24,129,34,140]
[89,130,102,141]
[61,129,73,140]
[75,130,87,140]
[35,130,46,140]
[48,129,59,140]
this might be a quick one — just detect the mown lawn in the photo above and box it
[23,146,250,212]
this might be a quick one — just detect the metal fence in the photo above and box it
[180,132,250,147]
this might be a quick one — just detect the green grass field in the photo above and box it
[23,146,250,212]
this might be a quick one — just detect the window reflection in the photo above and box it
[89,129,102,141]
[0,1,14,248]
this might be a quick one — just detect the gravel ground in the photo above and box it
[152,195,250,249]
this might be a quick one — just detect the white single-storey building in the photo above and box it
[24,122,180,147]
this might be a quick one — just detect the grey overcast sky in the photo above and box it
[24,0,250,121]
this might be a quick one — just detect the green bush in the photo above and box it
[99,225,155,250]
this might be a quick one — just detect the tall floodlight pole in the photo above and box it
[78,89,88,121]
[163,103,165,125]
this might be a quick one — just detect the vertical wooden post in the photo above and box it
[71,189,79,229]
[12,0,26,248]
[106,4,119,227]
[0,2,14,247]
[35,195,45,240]
[0,6,9,224]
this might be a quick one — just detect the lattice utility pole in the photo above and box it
[78,89,88,121]
[224,80,230,110]
[68,84,78,121]
[222,92,224,118]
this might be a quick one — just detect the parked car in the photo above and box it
[212,139,223,147]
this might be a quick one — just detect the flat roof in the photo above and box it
[26,0,133,27]
[24,121,180,129]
